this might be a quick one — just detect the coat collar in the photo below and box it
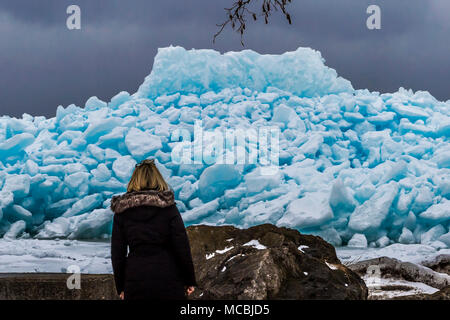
[110,189,175,214]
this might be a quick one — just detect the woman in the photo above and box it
[110,159,197,300]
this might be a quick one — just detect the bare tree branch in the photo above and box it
[214,0,293,46]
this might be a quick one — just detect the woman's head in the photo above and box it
[127,159,170,193]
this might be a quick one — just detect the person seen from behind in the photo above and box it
[110,159,196,300]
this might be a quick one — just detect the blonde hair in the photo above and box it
[127,159,170,193]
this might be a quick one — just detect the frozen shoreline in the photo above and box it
[0,239,448,299]
[1,238,448,274]
[336,243,450,265]
[0,239,112,274]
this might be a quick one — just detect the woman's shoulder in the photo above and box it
[110,189,175,214]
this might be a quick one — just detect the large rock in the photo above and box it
[186,224,368,300]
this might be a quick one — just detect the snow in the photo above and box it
[215,246,234,254]
[243,240,267,250]
[337,243,450,265]
[0,239,112,273]
[325,261,339,270]
[298,245,309,253]
[364,277,440,299]
[205,245,234,260]
[0,45,448,248]
[205,253,215,260]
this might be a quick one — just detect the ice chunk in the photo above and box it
[348,182,399,233]
[125,128,162,159]
[0,133,35,156]
[198,165,241,201]
[109,91,131,109]
[298,134,323,157]
[438,232,450,247]
[85,96,107,111]
[316,228,342,246]
[2,175,30,198]
[112,156,136,182]
[420,225,446,245]
[329,179,356,214]
[272,104,305,130]
[419,199,450,222]
[277,192,333,229]
[376,236,390,248]
[348,233,368,248]
[244,167,283,194]
[68,208,113,239]
[62,194,103,218]
[399,227,415,244]
[64,172,90,191]
[391,103,429,120]
[36,217,70,239]
[182,199,220,223]
[136,46,353,99]
[6,205,33,224]
[91,163,112,182]
[4,220,26,239]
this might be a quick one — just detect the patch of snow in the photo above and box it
[325,261,339,270]
[243,240,267,250]
[297,245,309,253]
[205,253,215,260]
[216,246,234,254]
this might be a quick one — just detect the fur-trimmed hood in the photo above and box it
[110,189,175,214]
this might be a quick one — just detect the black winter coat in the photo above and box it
[110,190,197,300]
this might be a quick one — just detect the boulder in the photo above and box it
[348,256,450,300]
[186,224,368,300]
[348,256,450,290]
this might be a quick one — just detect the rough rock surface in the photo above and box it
[348,256,450,289]
[421,254,450,276]
[393,285,450,300]
[348,256,450,300]
[0,274,117,300]
[186,224,368,300]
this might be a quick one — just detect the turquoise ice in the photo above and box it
[0,46,449,248]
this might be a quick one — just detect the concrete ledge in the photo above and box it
[0,273,118,300]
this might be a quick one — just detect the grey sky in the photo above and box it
[0,0,449,118]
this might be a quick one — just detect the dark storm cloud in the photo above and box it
[0,0,449,118]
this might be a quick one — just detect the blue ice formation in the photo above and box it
[0,46,449,248]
